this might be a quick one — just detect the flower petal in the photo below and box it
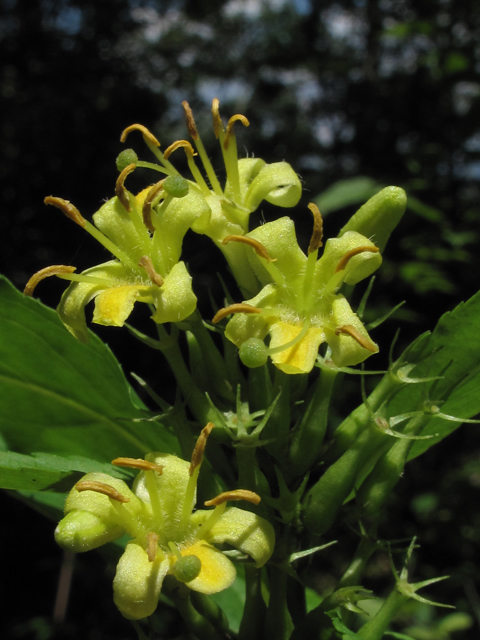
[55,510,124,553]
[150,261,197,324]
[325,295,379,367]
[269,321,325,375]
[113,542,169,619]
[245,162,302,211]
[200,506,275,568]
[224,285,276,347]
[93,284,153,327]
[179,540,236,594]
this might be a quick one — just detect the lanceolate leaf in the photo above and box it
[387,289,480,459]
[0,276,179,477]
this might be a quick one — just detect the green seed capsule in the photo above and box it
[173,554,202,583]
[239,338,268,368]
[163,175,190,198]
[116,149,138,172]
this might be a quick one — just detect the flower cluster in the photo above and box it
[55,424,275,619]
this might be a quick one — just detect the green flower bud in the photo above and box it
[339,186,406,253]
[116,149,138,172]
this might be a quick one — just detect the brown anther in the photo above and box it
[224,114,250,150]
[120,124,161,147]
[335,245,380,273]
[212,303,263,324]
[146,531,159,562]
[23,265,76,297]
[112,457,164,474]
[211,98,222,139]
[138,256,164,287]
[307,202,323,253]
[142,180,165,232]
[182,101,199,140]
[335,325,378,353]
[163,140,196,160]
[44,196,86,228]
[75,480,130,503]
[204,489,261,507]
[222,235,276,262]
[189,422,214,476]
[115,163,136,212]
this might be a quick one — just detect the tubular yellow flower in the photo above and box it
[218,208,383,374]
[55,425,275,620]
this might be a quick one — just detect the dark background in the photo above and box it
[2,1,480,638]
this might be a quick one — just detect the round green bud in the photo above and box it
[173,554,202,583]
[163,175,189,198]
[239,338,268,368]
[116,149,138,172]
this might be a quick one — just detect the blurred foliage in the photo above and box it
[2,0,480,638]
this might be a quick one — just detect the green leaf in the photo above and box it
[0,276,180,468]
[326,610,363,639]
[387,289,480,458]
[0,451,132,492]
[314,177,381,216]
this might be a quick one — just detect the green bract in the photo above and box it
[55,432,275,620]
[223,216,382,374]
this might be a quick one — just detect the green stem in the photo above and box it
[336,535,378,590]
[171,591,226,640]
[264,566,294,640]
[356,587,408,640]
[238,565,267,640]
[289,367,338,476]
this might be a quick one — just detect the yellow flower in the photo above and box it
[55,424,275,620]
[214,206,382,374]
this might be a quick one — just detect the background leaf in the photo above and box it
[0,276,180,475]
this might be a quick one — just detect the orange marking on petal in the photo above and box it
[335,246,380,273]
[44,196,86,228]
[212,303,262,324]
[120,124,160,147]
[204,489,261,507]
[222,235,276,262]
[182,101,199,140]
[189,422,214,476]
[112,457,164,474]
[307,202,323,253]
[23,265,76,296]
[146,531,159,562]
[75,480,130,503]
[115,163,136,212]
[138,256,164,287]
[335,325,377,352]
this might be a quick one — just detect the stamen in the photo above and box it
[335,325,378,352]
[212,303,262,324]
[75,480,130,503]
[44,196,86,228]
[115,163,136,212]
[146,531,159,562]
[189,422,214,476]
[163,140,196,160]
[211,98,223,139]
[204,489,261,507]
[307,203,323,253]
[120,124,161,147]
[335,245,380,273]
[222,235,276,262]
[224,114,250,150]
[24,265,76,297]
[182,101,199,140]
[138,256,164,287]
[112,457,164,474]
[142,180,165,232]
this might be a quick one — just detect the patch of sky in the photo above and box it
[53,5,83,36]
[197,78,254,108]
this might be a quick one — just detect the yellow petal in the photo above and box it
[269,321,325,374]
[178,540,236,594]
[113,542,169,620]
[93,284,152,327]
